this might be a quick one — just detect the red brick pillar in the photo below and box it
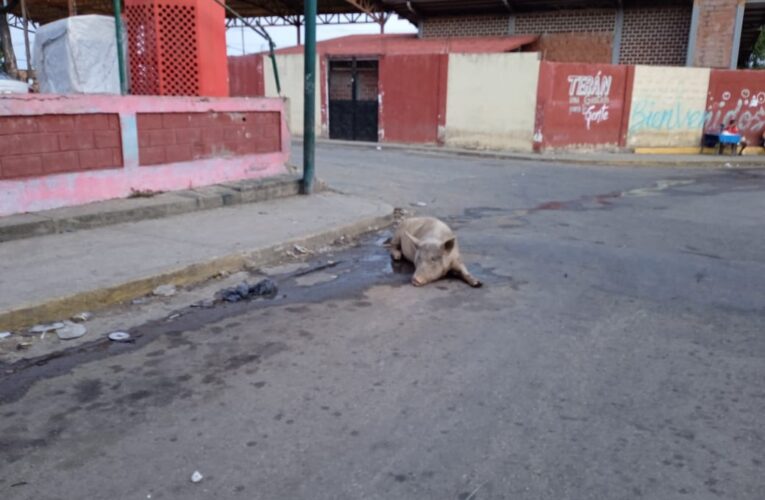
[124,0,229,96]
[691,0,742,68]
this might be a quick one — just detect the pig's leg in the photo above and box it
[389,231,403,261]
[451,260,483,288]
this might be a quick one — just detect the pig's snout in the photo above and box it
[411,276,426,287]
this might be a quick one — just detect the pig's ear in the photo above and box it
[405,231,421,248]
[443,238,456,252]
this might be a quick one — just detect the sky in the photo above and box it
[10,15,416,70]
[225,15,416,55]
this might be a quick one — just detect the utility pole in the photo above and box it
[302,0,316,194]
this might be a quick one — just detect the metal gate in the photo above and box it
[328,58,378,142]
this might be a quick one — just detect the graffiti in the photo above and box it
[582,104,610,129]
[629,99,709,132]
[567,72,613,130]
[568,72,613,99]
[706,87,765,135]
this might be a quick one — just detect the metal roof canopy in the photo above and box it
[11,0,392,25]
[13,0,695,26]
[382,0,693,22]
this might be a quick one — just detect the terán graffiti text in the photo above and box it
[567,72,613,130]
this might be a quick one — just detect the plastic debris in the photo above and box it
[191,299,215,309]
[16,342,31,351]
[190,471,203,483]
[293,244,309,255]
[215,278,279,303]
[30,322,65,334]
[411,201,428,207]
[56,321,87,340]
[108,331,132,342]
[132,297,148,305]
[71,312,93,323]
[251,278,278,297]
[0,331,12,340]
[153,284,177,297]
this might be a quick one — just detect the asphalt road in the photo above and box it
[2,144,764,500]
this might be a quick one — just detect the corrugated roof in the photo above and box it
[14,0,389,25]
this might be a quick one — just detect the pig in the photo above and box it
[389,216,482,288]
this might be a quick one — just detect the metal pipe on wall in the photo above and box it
[112,0,128,94]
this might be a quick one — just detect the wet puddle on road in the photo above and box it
[621,179,696,197]
[0,233,420,404]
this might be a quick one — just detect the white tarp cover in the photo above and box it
[33,15,121,94]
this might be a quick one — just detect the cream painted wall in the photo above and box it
[627,66,711,148]
[445,53,541,151]
[264,54,321,137]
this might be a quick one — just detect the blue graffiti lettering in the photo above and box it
[629,100,711,133]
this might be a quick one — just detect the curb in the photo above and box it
[0,210,393,332]
[301,138,765,168]
[0,174,327,244]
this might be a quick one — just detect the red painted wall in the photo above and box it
[379,54,448,144]
[229,54,265,97]
[706,69,765,145]
[535,61,631,151]
[136,112,282,166]
[0,114,122,180]
[125,0,229,96]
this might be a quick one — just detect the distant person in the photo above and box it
[720,119,746,155]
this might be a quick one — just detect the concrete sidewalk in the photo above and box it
[0,191,392,331]
[302,138,765,168]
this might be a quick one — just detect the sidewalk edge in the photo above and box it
[0,210,393,332]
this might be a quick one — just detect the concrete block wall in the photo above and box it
[229,54,265,98]
[534,62,633,151]
[420,15,510,38]
[620,6,692,66]
[514,8,616,34]
[328,68,378,101]
[225,41,762,154]
[264,54,322,136]
[526,33,613,64]
[416,2,741,69]
[705,69,765,146]
[693,0,739,69]
[444,52,541,151]
[0,95,289,216]
[136,111,281,165]
[0,115,123,180]
[626,66,711,149]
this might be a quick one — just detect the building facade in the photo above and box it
[384,0,764,69]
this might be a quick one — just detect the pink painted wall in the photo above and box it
[0,94,289,217]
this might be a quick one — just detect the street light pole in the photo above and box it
[302,0,316,194]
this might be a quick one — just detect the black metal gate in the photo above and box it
[328,58,378,142]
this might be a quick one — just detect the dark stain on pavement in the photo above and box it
[72,379,103,404]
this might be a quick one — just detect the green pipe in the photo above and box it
[113,0,128,95]
[269,40,281,94]
[302,0,316,195]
